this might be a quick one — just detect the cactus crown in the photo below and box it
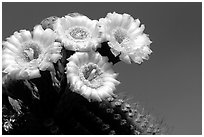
[2,12,170,135]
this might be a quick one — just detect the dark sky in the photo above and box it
[2,2,202,135]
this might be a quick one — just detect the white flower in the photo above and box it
[99,12,152,64]
[2,25,62,80]
[66,52,120,101]
[54,14,101,51]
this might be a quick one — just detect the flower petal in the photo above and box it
[130,24,145,38]
[90,89,102,101]
[97,86,112,99]
[121,14,134,29]
[81,86,92,99]
[18,69,29,79]
[28,69,41,79]
[6,35,22,49]
[110,48,120,57]
[39,61,54,71]
[3,41,19,53]
[19,30,32,42]
[33,25,45,42]
[128,19,141,33]
[49,54,62,63]
[41,28,56,46]
[119,53,131,64]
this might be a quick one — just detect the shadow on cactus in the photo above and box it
[2,12,171,135]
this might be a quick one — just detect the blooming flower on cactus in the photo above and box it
[66,51,120,101]
[99,12,152,64]
[2,25,62,80]
[54,14,101,51]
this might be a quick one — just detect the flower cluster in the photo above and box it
[2,12,152,101]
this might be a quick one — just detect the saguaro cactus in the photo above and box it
[2,12,170,135]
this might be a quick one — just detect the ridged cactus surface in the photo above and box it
[3,73,169,134]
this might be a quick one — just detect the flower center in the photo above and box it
[113,29,127,44]
[22,42,41,62]
[81,63,103,88]
[82,64,101,81]
[69,27,89,40]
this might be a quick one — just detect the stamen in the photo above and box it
[81,63,103,88]
[87,69,97,81]
[69,27,89,40]
[22,42,41,62]
[113,29,127,44]
[23,48,34,61]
